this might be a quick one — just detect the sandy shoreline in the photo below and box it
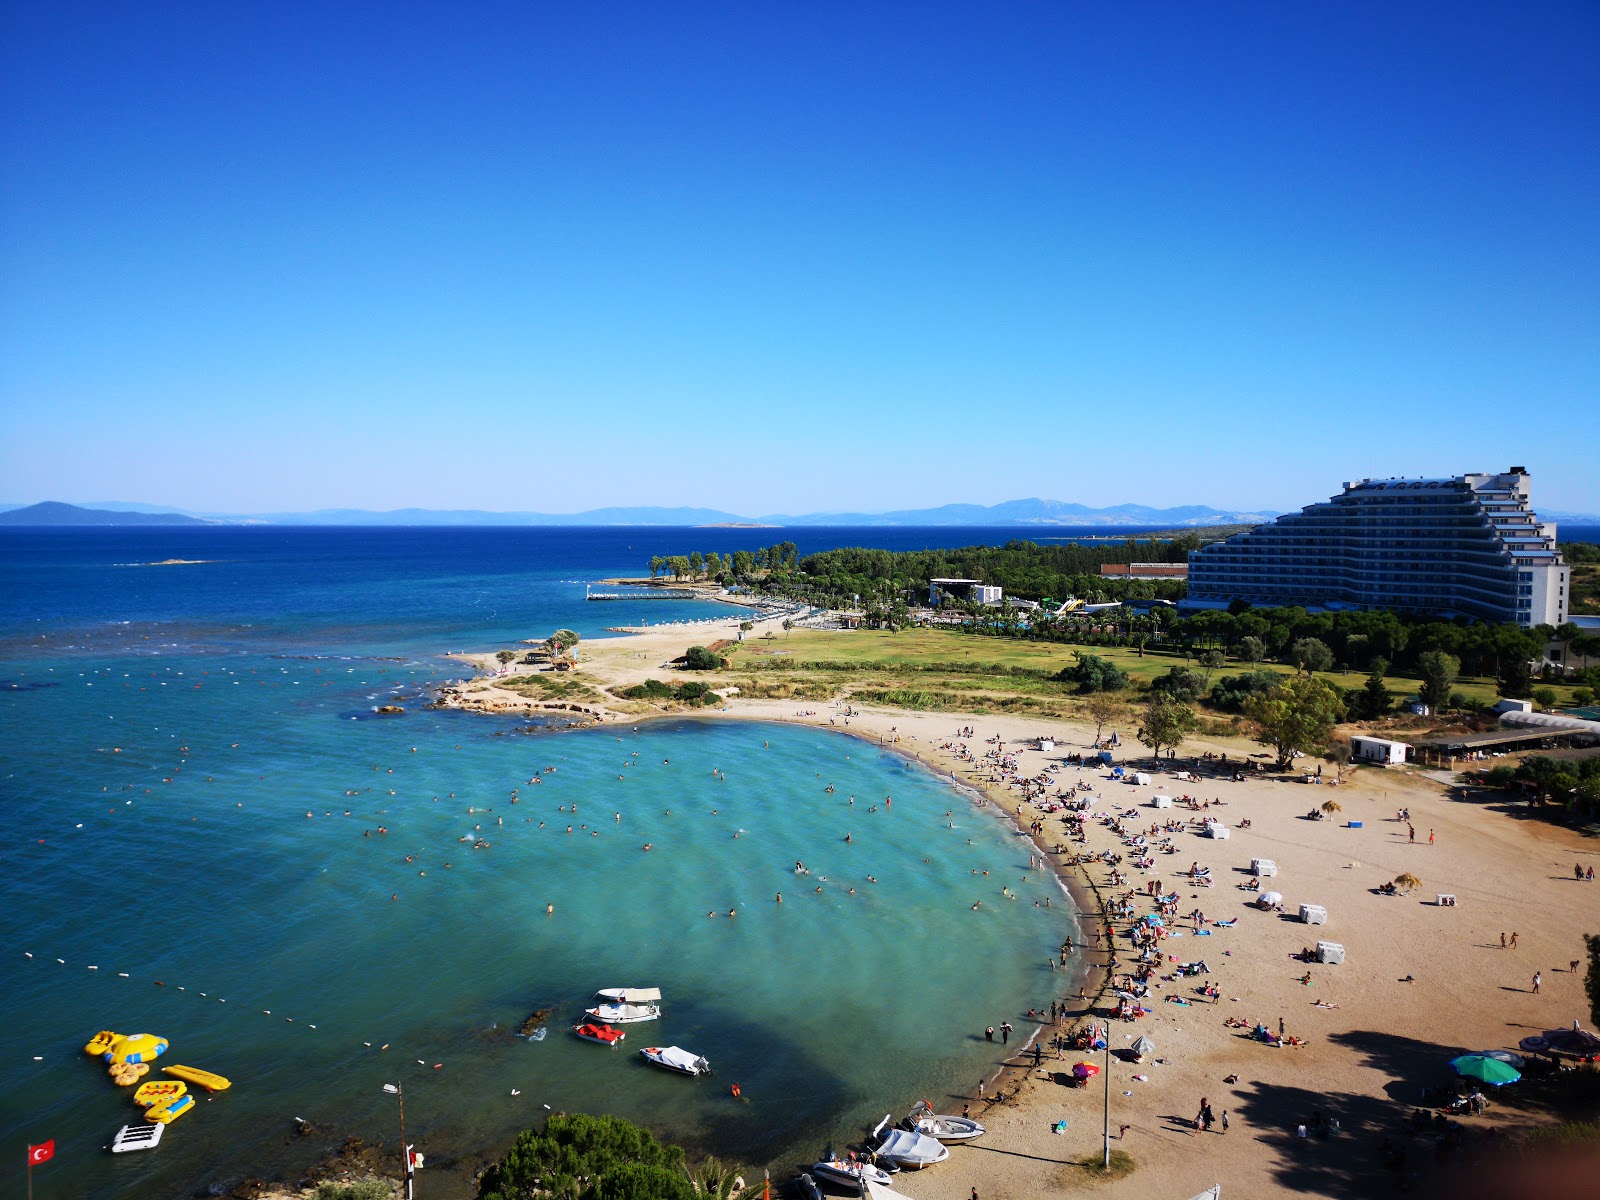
[430,621,1598,1200]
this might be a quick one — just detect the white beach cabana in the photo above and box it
[1298,903,1327,925]
[1152,794,1174,809]
[1316,940,1345,964]
[1250,858,1277,877]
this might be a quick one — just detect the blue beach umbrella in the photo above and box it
[1448,1054,1520,1086]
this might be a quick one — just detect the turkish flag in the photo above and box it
[28,1140,55,1165]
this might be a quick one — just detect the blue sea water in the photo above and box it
[0,528,1085,1200]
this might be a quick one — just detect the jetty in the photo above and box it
[586,585,698,601]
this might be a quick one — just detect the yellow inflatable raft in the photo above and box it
[133,1080,187,1106]
[104,1033,169,1065]
[85,1030,118,1057]
[108,1061,149,1086]
[144,1092,195,1124]
[162,1064,231,1092]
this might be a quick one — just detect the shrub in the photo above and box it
[1055,653,1128,694]
[683,646,726,671]
[1149,667,1205,703]
[1208,670,1280,713]
[620,679,674,700]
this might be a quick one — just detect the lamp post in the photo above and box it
[383,1083,415,1200]
[1102,1026,1112,1169]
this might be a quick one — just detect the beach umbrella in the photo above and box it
[1470,1050,1525,1068]
[1072,1061,1100,1079]
[1540,1026,1600,1056]
[1112,990,1137,1001]
[1320,799,1342,815]
[1143,914,1165,927]
[1448,1054,1521,1086]
[1393,872,1422,892]
[1130,1036,1155,1057]
[1518,1036,1550,1053]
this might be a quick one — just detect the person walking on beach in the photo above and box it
[1408,824,1415,843]
[1532,971,1541,994]
[1510,931,1519,948]
[1500,932,1507,949]
[1001,1021,1013,1045]
[1221,1110,1229,1133]
[1428,828,1435,845]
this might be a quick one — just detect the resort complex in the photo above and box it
[1185,468,1570,627]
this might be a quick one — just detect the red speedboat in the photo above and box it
[573,1022,626,1047]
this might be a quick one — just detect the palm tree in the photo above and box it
[1393,871,1422,893]
[682,1155,739,1198]
[1320,799,1342,816]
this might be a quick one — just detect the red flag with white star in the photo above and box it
[28,1140,55,1165]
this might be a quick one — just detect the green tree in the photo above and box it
[1149,666,1206,703]
[1137,698,1198,761]
[648,556,664,580]
[496,650,516,669]
[1360,673,1393,720]
[477,1112,694,1200]
[1083,691,1119,744]
[1057,653,1129,694]
[731,549,756,577]
[1291,637,1334,674]
[688,551,704,579]
[1585,933,1600,1031]
[1238,636,1267,665]
[1243,674,1345,770]
[1196,649,1226,686]
[1416,650,1460,711]
[682,646,725,671]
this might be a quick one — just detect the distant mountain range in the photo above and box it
[0,498,1285,528]
[0,501,210,527]
[3,498,1597,529]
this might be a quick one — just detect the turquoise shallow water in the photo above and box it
[0,529,1081,1198]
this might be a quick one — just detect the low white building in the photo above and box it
[1350,735,1409,766]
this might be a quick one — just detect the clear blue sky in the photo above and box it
[2,2,1596,515]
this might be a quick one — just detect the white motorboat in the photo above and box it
[639,1045,711,1076]
[584,986,662,1024]
[111,1122,164,1153]
[906,1101,987,1142]
[871,1115,950,1168]
[811,1158,895,1189]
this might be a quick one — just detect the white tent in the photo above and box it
[1298,903,1327,925]
[1152,794,1174,809]
[1132,772,1152,785]
[1250,858,1277,877]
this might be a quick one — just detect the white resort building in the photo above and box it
[1185,468,1569,628]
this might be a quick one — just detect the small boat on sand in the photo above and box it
[573,1022,626,1047]
[905,1100,986,1142]
[585,987,662,1024]
[871,1114,949,1169]
[811,1158,894,1189]
[639,1045,710,1076]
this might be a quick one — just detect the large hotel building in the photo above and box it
[1186,468,1569,628]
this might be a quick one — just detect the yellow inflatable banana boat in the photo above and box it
[144,1093,195,1124]
[85,1030,118,1056]
[162,1064,231,1092]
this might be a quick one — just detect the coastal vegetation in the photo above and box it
[650,537,1202,609]
[477,1112,707,1200]
[1559,541,1600,615]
